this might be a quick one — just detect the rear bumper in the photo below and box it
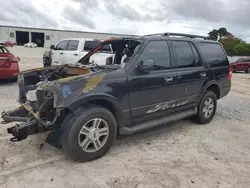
[220,85,231,99]
[0,64,20,79]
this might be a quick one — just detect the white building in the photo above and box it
[0,25,136,48]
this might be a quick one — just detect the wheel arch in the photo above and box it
[199,82,220,103]
[67,94,125,126]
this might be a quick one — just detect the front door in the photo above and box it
[62,40,80,64]
[170,40,209,110]
[51,40,69,65]
[128,40,178,124]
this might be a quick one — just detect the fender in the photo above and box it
[67,93,126,125]
[198,80,221,103]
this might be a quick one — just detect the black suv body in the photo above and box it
[2,33,231,162]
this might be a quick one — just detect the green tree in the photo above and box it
[208,29,218,41]
[232,43,250,56]
[220,35,242,55]
[208,27,250,56]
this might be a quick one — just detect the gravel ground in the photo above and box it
[0,46,250,188]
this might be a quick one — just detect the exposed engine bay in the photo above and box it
[1,37,142,143]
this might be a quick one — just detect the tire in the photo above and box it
[232,66,236,73]
[195,91,217,124]
[246,67,250,73]
[43,59,51,67]
[61,105,117,162]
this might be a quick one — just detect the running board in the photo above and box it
[119,108,197,135]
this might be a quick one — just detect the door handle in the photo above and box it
[60,52,63,55]
[200,72,206,77]
[74,54,78,56]
[165,76,173,83]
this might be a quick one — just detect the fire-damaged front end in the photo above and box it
[1,64,105,144]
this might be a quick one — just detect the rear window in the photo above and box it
[83,41,112,53]
[237,58,250,62]
[67,40,79,51]
[0,47,9,53]
[199,42,229,67]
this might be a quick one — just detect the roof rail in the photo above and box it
[142,32,209,40]
[164,32,209,39]
[141,33,164,38]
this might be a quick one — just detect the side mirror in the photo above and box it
[138,59,154,72]
[50,45,55,50]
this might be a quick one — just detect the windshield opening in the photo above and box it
[80,39,142,66]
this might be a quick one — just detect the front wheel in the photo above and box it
[195,91,217,124]
[61,105,117,162]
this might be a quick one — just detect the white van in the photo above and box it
[50,38,114,66]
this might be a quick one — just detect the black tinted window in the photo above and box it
[56,40,69,50]
[67,40,79,51]
[84,41,112,52]
[101,44,112,52]
[237,58,250,62]
[190,43,202,66]
[199,43,228,67]
[84,41,101,51]
[172,41,195,68]
[140,41,171,70]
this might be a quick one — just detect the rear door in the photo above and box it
[62,40,80,64]
[171,40,209,110]
[51,40,69,65]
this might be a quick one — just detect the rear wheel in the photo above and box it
[61,105,117,162]
[246,67,250,73]
[195,91,217,124]
[232,66,236,73]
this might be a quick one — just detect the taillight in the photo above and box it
[9,56,19,62]
[228,67,232,80]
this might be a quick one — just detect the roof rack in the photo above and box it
[141,33,164,38]
[164,32,209,39]
[142,32,209,40]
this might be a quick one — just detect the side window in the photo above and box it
[172,41,195,68]
[199,43,228,67]
[56,40,69,50]
[190,43,202,66]
[66,40,79,51]
[140,41,171,70]
[84,41,101,51]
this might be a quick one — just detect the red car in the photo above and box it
[1,41,14,47]
[231,58,250,73]
[0,45,20,79]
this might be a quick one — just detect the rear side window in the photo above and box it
[66,40,79,51]
[56,40,69,50]
[199,43,228,67]
[84,41,112,52]
[172,41,195,68]
[140,40,171,70]
[101,44,112,52]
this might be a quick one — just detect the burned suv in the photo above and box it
[2,33,231,162]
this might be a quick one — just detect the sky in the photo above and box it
[0,0,250,42]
